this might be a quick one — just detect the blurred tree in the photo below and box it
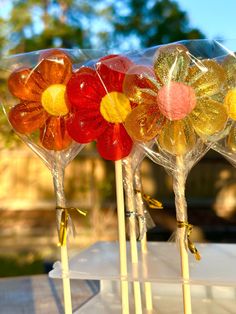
[0,0,204,54]
[111,0,205,49]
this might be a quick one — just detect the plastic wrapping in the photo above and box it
[123,144,155,240]
[212,52,236,167]
[119,41,232,261]
[0,48,104,242]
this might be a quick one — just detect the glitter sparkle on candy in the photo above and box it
[124,44,228,155]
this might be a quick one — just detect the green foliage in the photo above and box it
[0,253,44,277]
[0,0,205,149]
[112,0,204,48]
[0,0,205,54]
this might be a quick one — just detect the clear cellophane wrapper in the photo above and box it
[0,48,105,241]
[84,39,236,259]
[122,144,155,240]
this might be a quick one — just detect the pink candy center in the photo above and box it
[157,81,196,120]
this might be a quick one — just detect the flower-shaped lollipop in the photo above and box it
[210,52,236,170]
[124,44,228,154]
[221,53,236,151]
[8,49,72,151]
[66,55,134,160]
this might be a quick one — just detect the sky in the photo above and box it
[177,0,236,49]
[1,0,236,50]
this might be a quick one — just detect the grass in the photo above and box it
[0,253,45,277]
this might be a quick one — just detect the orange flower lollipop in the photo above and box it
[8,49,73,151]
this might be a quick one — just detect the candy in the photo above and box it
[41,84,69,116]
[40,116,71,151]
[100,92,131,123]
[125,103,165,142]
[224,88,236,120]
[9,102,48,134]
[227,125,236,152]
[66,55,134,161]
[154,44,190,84]
[158,118,196,155]
[7,49,73,151]
[190,98,227,136]
[185,60,227,97]
[124,45,227,148]
[157,82,196,120]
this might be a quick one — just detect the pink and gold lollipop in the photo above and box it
[124,44,228,314]
[124,44,227,155]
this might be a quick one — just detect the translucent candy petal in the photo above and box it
[8,68,47,101]
[97,123,133,161]
[222,53,236,88]
[124,103,166,142]
[154,44,190,84]
[9,102,48,134]
[185,60,226,97]
[224,88,236,120]
[123,65,159,105]
[66,70,104,109]
[66,110,108,143]
[96,54,133,93]
[40,116,72,151]
[227,125,236,152]
[158,118,196,156]
[189,98,227,137]
[37,49,72,85]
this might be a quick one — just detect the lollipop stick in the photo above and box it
[134,168,153,312]
[115,160,130,314]
[174,155,192,314]
[123,158,143,314]
[52,153,72,314]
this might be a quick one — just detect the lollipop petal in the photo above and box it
[8,68,46,101]
[189,98,228,137]
[227,125,236,152]
[66,110,108,143]
[123,65,158,105]
[158,118,196,155]
[37,49,72,85]
[9,102,48,134]
[185,60,226,97]
[66,70,104,109]
[97,123,133,160]
[125,103,165,142]
[154,44,190,84]
[96,55,133,93]
[224,88,236,120]
[40,116,72,151]
[222,53,236,89]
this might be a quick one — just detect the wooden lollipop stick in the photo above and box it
[53,154,72,314]
[134,168,153,312]
[123,157,143,314]
[115,160,130,314]
[174,155,192,314]
[60,244,73,314]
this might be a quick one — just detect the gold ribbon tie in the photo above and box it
[56,206,87,246]
[135,189,163,209]
[177,221,201,261]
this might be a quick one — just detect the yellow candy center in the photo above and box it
[225,88,236,120]
[100,91,131,123]
[41,84,69,116]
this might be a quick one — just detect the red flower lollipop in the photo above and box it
[66,55,134,160]
[8,49,73,151]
